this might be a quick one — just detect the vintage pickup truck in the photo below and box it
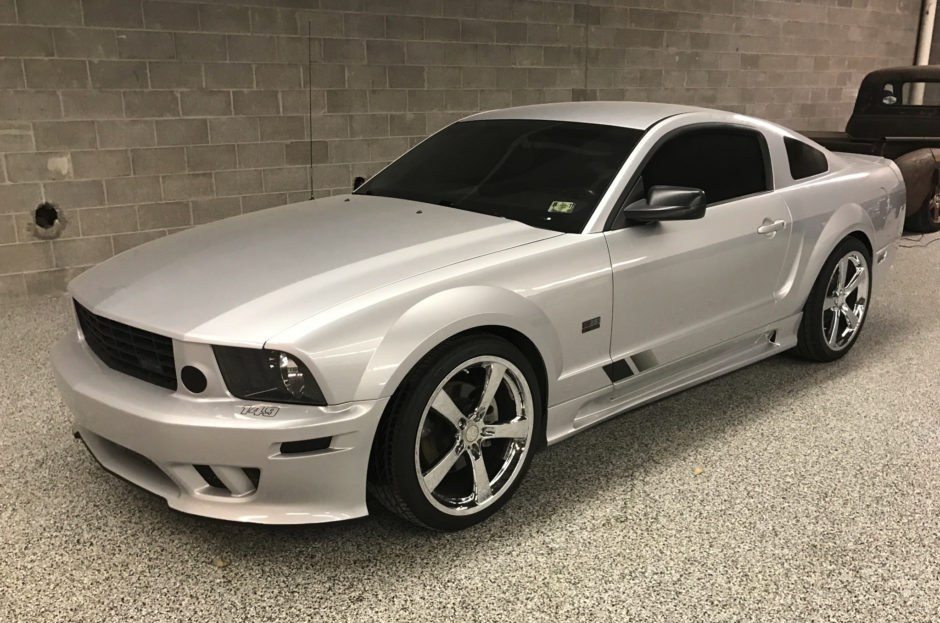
[805,65,940,233]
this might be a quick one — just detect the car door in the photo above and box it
[604,125,792,371]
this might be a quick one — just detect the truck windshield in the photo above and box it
[356,119,642,233]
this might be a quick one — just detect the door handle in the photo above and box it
[757,219,786,235]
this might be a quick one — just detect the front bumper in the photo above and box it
[52,332,388,524]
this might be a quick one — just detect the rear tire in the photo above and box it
[795,237,872,362]
[905,186,940,233]
[368,335,543,531]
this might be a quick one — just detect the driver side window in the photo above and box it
[641,128,770,205]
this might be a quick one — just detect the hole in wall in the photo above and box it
[30,202,66,240]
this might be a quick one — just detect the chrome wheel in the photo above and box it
[414,356,534,516]
[821,250,869,352]
[929,190,940,225]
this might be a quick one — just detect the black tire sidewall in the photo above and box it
[382,336,543,531]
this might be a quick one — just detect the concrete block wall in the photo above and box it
[0,0,920,295]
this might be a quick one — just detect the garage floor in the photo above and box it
[2,237,938,622]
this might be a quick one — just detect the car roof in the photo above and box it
[462,101,710,130]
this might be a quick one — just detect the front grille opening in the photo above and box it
[280,437,332,455]
[74,301,177,390]
[243,468,260,488]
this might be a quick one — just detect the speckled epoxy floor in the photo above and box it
[2,237,939,622]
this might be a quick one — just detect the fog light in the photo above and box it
[278,353,306,399]
[181,365,207,393]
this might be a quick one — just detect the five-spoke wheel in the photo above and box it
[796,237,872,361]
[370,336,542,530]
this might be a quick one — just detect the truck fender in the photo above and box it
[895,148,940,219]
[354,286,562,403]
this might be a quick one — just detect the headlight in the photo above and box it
[213,346,326,405]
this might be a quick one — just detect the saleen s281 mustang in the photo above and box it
[53,102,905,530]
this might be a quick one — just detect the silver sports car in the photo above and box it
[53,102,905,530]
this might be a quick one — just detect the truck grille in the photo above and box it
[74,301,177,390]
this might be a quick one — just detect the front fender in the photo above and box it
[355,286,562,402]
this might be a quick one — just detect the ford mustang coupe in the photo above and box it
[53,102,905,530]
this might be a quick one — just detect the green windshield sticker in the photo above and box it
[548,201,575,213]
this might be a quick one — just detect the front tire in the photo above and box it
[369,335,543,531]
[795,237,872,362]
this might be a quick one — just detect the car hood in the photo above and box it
[70,195,559,346]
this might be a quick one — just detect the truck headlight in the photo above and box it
[213,346,326,405]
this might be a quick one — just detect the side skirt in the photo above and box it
[544,312,802,445]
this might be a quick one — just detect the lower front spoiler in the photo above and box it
[53,334,389,525]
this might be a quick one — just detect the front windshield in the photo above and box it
[356,119,643,233]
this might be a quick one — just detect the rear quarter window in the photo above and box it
[785,137,828,180]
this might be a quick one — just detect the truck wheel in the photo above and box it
[905,178,940,233]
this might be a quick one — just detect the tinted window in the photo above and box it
[784,137,828,180]
[640,128,769,204]
[357,119,643,233]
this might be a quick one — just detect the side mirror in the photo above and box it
[353,176,366,191]
[623,185,706,222]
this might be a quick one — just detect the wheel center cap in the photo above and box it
[464,424,480,443]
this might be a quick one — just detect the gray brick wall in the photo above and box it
[0,0,921,295]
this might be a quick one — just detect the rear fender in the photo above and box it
[895,148,940,218]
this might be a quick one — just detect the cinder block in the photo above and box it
[77,204,138,235]
[16,0,81,25]
[205,63,255,89]
[478,89,512,109]
[89,60,149,89]
[149,61,203,89]
[426,67,461,88]
[236,142,283,168]
[444,90,479,111]
[53,28,118,59]
[251,8,300,35]
[82,0,143,28]
[241,192,287,212]
[294,10,345,37]
[309,114,348,139]
[143,1,198,31]
[180,91,232,117]
[228,34,277,62]
[0,273,26,296]
[366,40,405,64]
[105,175,162,205]
[176,33,227,61]
[388,66,426,89]
[425,17,460,41]
[124,91,180,118]
[327,90,369,113]
[370,137,411,161]
[96,120,155,148]
[349,114,388,138]
[72,150,131,179]
[162,173,213,200]
[255,64,302,89]
[280,89,326,115]
[2,152,68,183]
[233,90,279,116]
[406,41,443,65]
[34,121,97,150]
[131,147,186,175]
[387,15,424,39]
[52,236,112,267]
[155,119,209,146]
[275,36,317,64]
[0,213,16,243]
[285,139,328,165]
[0,26,54,57]
[199,4,250,33]
[62,91,124,119]
[260,116,305,141]
[24,59,88,89]
[138,200,191,229]
[408,89,445,112]
[322,39,366,64]
[0,59,23,89]
[117,30,176,60]
[112,229,165,254]
[324,139,367,164]
[0,122,34,152]
[311,163,351,188]
[0,241,53,275]
[389,112,426,136]
[192,196,241,224]
[369,89,408,112]
[208,117,259,143]
[0,183,42,214]
[23,267,89,295]
[346,65,388,89]
[44,180,105,208]
[262,166,308,192]
[214,169,263,196]
[306,64,346,88]
[186,144,236,172]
